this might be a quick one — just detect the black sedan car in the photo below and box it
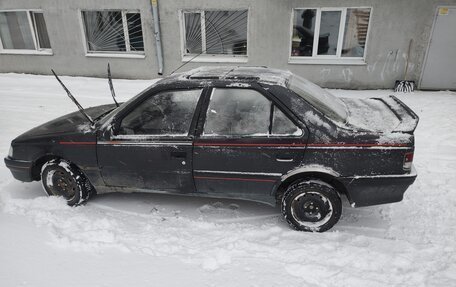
[4,66,418,232]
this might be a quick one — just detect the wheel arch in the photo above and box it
[31,154,89,182]
[31,154,63,181]
[273,168,349,204]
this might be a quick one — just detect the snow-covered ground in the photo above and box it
[0,73,455,286]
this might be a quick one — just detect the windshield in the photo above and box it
[288,75,348,122]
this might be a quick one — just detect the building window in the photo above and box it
[181,10,248,61]
[0,10,51,53]
[290,7,371,62]
[81,10,144,54]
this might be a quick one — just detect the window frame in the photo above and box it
[0,9,53,55]
[288,6,373,65]
[199,87,304,139]
[271,105,304,137]
[179,9,249,63]
[112,88,204,140]
[79,9,145,59]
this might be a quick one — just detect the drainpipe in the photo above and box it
[150,0,164,75]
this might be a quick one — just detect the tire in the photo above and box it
[41,159,95,206]
[282,179,342,232]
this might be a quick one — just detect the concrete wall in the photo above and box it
[0,0,158,79]
[1,0,455,88]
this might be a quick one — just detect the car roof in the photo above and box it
[158,66,293,87]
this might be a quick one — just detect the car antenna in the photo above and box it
[51,69,95,125]
[170,37,234,75]
[170,50,207,75]
[107,63,119,107]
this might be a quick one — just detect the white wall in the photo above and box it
[1,0,455,88]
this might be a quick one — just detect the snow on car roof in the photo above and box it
[160,66,292,87]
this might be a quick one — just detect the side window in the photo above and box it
[272,106,303,136]
[119,89,201,136]
[203,88,302,137]
[204,89,271,136]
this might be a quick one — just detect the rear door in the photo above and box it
[193,86,308,201]
[97,88,203,193]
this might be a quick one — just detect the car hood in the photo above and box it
[15,104,117,140]
[341,95,419,134]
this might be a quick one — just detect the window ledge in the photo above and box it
[182,55,248,63]
[85,53,145,59]
[0,49,53,56]
[288,57,366,65]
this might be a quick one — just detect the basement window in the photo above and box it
[0,10,52,55]
[181,10,248,62]
[289,7,371,64]
[81,10,144,56]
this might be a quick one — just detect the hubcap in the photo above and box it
[47,169,77,201]
[290,192,333,228]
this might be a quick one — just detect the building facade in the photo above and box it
[0,0,455,89]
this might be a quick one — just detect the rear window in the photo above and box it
[288,75,348,122]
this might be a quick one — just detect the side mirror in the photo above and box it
[110,124,117,137]
[105,117,120,138]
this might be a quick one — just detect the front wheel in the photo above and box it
[41,159,94,206]
[282,180,342,232]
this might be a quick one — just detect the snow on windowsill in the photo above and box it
[0,49,53,56]
[85,53,146,59]
[182,54,248,63]
[288,57,366,65]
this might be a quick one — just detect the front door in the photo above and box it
[97,89,203,193]
[420,6,456,90]
[193,87,307,202]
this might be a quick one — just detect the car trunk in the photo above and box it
[340,95,419,175]
[341,95,419,134]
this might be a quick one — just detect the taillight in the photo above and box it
[403,152,414,170]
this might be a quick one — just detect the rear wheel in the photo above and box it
[41,159,94,206]
[282,180,341,232]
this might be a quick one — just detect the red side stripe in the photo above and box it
[307,143,409,147]
[194,142,307,147]
[194,176,276,183]
[59,141,409,148]
[194,142,409,148]
[59,141,96,145]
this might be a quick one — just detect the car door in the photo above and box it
[97,88,203,193]
[193,86,308,201]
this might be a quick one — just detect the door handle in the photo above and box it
[276,158,294,162]
[276,154,294,162]
[171,151,187,158]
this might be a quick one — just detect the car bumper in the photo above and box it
[4,157,34,182]
[340,166,417,207]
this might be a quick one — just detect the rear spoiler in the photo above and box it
[374,95,419,133]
